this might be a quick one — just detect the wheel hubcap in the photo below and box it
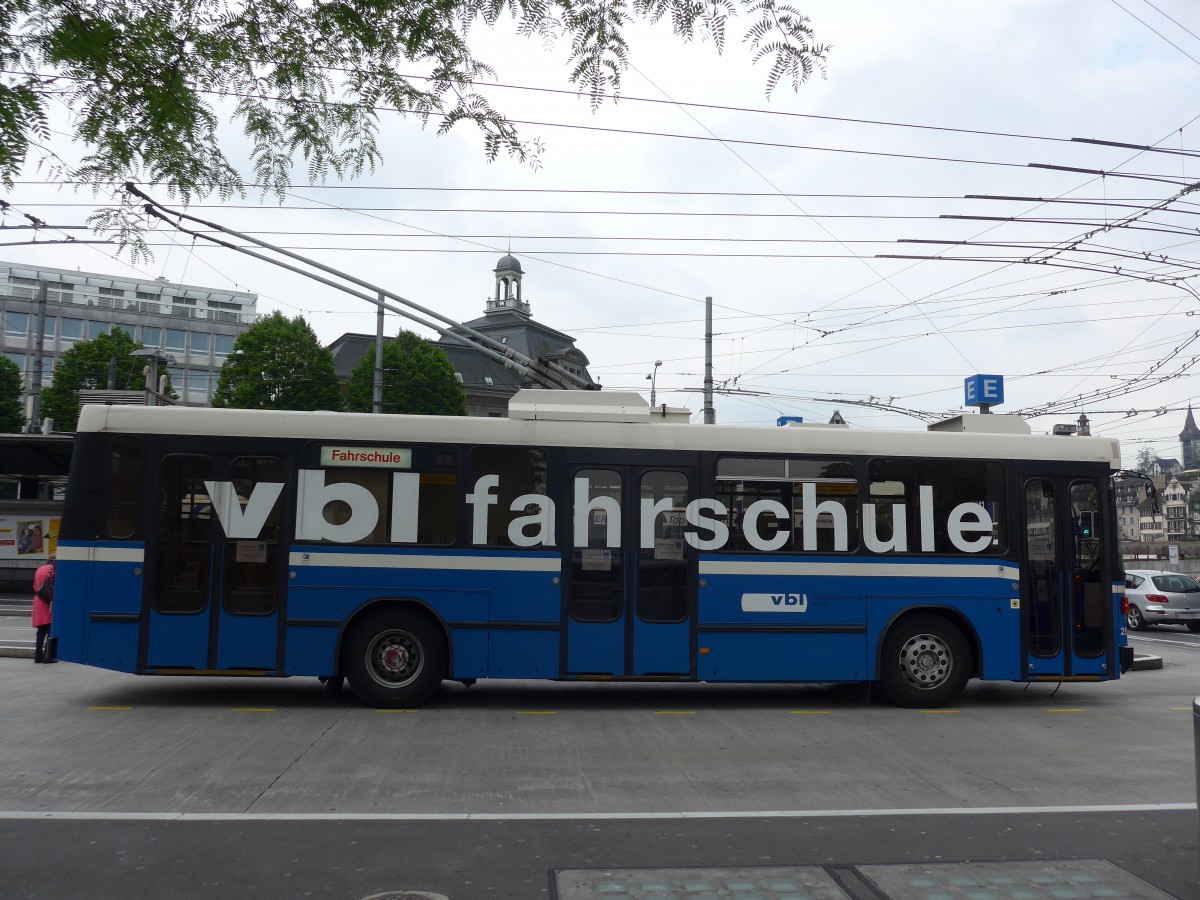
[898,633,952,690]
[367,630,422,688]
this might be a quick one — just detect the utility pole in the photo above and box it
[26,280,47,432]
[703,295,715,424]
[372,294,384,414]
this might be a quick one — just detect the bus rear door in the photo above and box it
[564,464,696,678]
[1019,473,1113,679]
[143,453,288,673]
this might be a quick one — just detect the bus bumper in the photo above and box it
[1120,645,1134,674]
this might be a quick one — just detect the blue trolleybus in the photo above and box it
[53,390,1132,707]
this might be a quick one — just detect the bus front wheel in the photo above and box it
[344,610,447,708]
[877,614,970,708]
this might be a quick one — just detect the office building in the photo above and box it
[0,260,257,421]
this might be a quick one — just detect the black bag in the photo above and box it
[35,571,54,603]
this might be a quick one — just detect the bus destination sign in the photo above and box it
[320,446,413,468]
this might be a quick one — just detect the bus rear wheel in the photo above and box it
[344,609,447,708]
[878,614,970,708]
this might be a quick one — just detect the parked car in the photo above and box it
[1124,569,1200,631]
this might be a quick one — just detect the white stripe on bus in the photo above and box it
[288,552,560,572]
[699,560,1019,579]
[62,546,1025,580]
[58,546,145,564]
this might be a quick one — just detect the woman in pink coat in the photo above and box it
[31,554,56,664]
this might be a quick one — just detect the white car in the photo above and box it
[1124,569,1200,631]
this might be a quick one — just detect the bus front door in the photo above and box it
[565,465,695,678]
[1020,475,1113,679]
[144,453,287,673]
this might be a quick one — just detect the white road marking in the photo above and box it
[1129,635,1200,649]
[0,803,1192,822]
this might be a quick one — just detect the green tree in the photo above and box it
[0,355,23,432]
[39,328,172,431]
[214,312,341,410]
[345,330,466,416]
[1135,445,1159,474]
[3,1,826,253]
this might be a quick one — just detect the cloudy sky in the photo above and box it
[6,0,1200,465]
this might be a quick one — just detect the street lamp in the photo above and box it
[645,360,662,407]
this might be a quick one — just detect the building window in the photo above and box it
[87,320,109,339]
[4,312,28,338]
[191,331,211,356]
[165,329,187,353]
[141,326,161,347]
[214,334,235,357]
[61,318,84,341]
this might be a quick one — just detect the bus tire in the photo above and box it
[344,609,447,708]
[877,614,970,708]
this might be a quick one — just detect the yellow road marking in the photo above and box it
[790,710,831,715]
[515,711,558,715]
[87,706,132,711]
[655,710,695,715]
[1171,707,1192,711]
[919,709,960,714]
[1046,708,1087,713]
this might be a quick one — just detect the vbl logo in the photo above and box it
[740,593,809,613]
[773,593,807,608]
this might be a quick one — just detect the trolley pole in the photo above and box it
[703,295,715,424]
[372,293,384,414]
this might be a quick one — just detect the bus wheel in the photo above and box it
[344,610,447,708]
[878,614,970,708]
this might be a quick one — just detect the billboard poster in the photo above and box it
[0,516,60,560]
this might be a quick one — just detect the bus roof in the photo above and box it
[75,393,1121,468]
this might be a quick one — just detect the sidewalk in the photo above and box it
[0,593,34,658]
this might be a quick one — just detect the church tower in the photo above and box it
[487,253,531,317]
[1181,405,1200,470]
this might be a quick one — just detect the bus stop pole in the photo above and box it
[1194,697,1200,858]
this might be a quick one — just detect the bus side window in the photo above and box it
[468,446,549,547]
[715,456,858,553]
[299,446,460,547]
[105,435,142,539]
[868,458,1007,555]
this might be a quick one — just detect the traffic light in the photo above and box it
[1078,510,1096,538]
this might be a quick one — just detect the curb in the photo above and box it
[1132,654,1163,671]
[0,645,34,659]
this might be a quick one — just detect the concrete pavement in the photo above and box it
[0,591,33,658]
